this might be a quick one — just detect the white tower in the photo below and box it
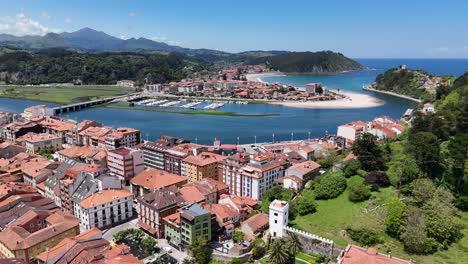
[269,200,289,238]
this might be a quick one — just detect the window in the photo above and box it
[274,220,277,224]
[274,213,278,216]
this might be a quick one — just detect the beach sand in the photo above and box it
[270,91,385,109]
[245,72,285,83]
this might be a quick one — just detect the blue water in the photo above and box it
[1,59,466,145]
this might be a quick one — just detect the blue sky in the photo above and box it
[0,0,467,58]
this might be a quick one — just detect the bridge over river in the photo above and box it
[52,93,140,115]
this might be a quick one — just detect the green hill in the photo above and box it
[0,48,210,85]
[260,51,365,73]
[372,67,452,101]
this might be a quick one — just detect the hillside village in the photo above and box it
[0,102,414,264]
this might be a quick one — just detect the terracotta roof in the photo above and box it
[339,245,409,264]
[180,186,205,204]
[79,189,133,209]
[242,212,269,233]
[287,160,321,175]
[0,211,79,250]
[131,169,187,190]
[183,152,226,167]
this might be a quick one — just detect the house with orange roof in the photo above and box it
[0,120,43,142]
[338,245,410,264]
[218,194,258,221]
[76,189,133,230]
[78,126,113,147]
[285,160,321,181]
[337,121,368,142]
[182,152,226,182]
[240,212,269,239]
[57,145,107,167]
[204,203,240,239]
[36,227,141,264]
[136,186,187,238]
[0,210,79,263]
[16,133,62,154]
[22,161,60,188]
[130,168,187,198]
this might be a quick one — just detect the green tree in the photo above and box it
[316,149,339,168]
[230,258,241,264]
[384,198,406,238]
[268,238,290,264]
[406,132,440,178]
[343,159,361,177]
[295,194,318,215]
[190,237,211,264]
[286,233,302,256]
[400,206,438,254]
[348,182,371,202]
[352,133,386,171]
[345,227,382,246]
[141,236,156,255]
[233,231,244,243]
[252,238,266,260]
[314,171,347,200]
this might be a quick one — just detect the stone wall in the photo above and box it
[283,226,343,257]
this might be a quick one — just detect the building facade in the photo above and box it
[75,189,134,230]
[107,147,144,184]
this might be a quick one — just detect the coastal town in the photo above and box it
[0,99,417,264]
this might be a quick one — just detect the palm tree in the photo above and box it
[268,238,289,264]
[286,233,302,256]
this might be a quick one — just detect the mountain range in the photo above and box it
[0,27,288,58]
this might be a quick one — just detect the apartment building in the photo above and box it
[107,147,144,184]
[0,210,79,263]
[165,143,206,175]
[136,186,187,238]
[163,203,211,248]
[221,153,250,196]
[16,133,62,154]
[75,189,133,230]
[182,152,226,182]
[104,127,141,149]
[130,168,187,198]
[240,154,283,200]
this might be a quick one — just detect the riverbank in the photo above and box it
[362,86,422,103]
[270,90,384,109]
[106,104,280,117]
[245,72,286,82]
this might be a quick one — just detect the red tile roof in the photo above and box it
[131,169,187,190]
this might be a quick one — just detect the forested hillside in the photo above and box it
[259,51,365,73]
[0,48,210,85]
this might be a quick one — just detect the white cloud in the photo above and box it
[150,35,168,42]
[0,13,60,36]
[168,40,182,46]
[119,35,129,40]
[64,18,72,24]
[128,12,136,17]
[40,12,51,21]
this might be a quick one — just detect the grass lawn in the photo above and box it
[292,186,468,263]
[0,85,135,104]
[295,252,318,263]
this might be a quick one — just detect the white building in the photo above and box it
[117,80,135,88]
[145,84,163,93]
[75,189,134,230]
[269,200,289,238]
[304,83,322,94]
[423,103,435,113]
[337,121,367,142]
[23,105,55,120]
[240,155,283,200]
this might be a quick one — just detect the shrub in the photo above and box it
[314,171,347,200]
[343,159,361,177]
[347,176,371,202]
[295,190,318,215]
[454,196,468,211]
[345,227,383,246]
[233,231,244,243]
[357,169,367,177]
[364,171,390,190]
[384,199,406,237]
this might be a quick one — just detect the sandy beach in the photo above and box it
[270,90,385,109]
[245,72,286,83]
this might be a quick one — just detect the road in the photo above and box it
[156,238,188,263]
